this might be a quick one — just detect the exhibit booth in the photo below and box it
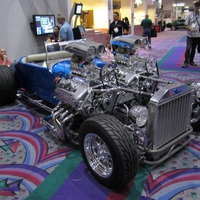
[69,0,159,43]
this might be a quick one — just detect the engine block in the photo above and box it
[54,74,93,107]
[51,36,194,163]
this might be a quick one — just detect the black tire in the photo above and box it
[192,120,200,132]
[79,114,139,189]
[0,65,17,105]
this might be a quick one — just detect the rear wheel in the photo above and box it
[0,66,17,105]
[79,114,139,189]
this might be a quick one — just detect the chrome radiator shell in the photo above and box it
[146,82,193,150]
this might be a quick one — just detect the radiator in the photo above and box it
[146,82,193,150]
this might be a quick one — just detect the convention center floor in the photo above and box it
[0,28,200,200]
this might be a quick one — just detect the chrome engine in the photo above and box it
[47,37,194,165]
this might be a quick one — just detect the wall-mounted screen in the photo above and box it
[33,15,55,36]
[74,3,83,15]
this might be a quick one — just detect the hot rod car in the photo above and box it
[0,36,200,190]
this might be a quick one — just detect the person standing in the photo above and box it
[0,48,11,66]
[107,12,129,51]
[56,13,74,41]
[123,17,130,35]
[141,14,153,48]
[50,25,60,42]
[182,1,200,68]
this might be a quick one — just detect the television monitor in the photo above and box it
[74,3,83,15]
[32,15,56,36]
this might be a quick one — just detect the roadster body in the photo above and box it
[0,36,199,190]
[10,41,107,106]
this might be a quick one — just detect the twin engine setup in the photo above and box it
[7,33,199,190]
[48,37,194,164]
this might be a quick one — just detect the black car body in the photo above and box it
[166,19,186,31]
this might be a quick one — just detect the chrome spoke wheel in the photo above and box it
[84,133,113,178]
[79,114,139,189]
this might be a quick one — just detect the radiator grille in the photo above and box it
[146,83,193,150]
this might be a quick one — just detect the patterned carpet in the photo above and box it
[0,29,200,200]
[141,133,200,200]
[0,101,74,199]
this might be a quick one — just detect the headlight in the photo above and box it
[129,106,148,127]
[190,82,200,98]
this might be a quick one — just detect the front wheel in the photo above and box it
[79,114,139,189]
